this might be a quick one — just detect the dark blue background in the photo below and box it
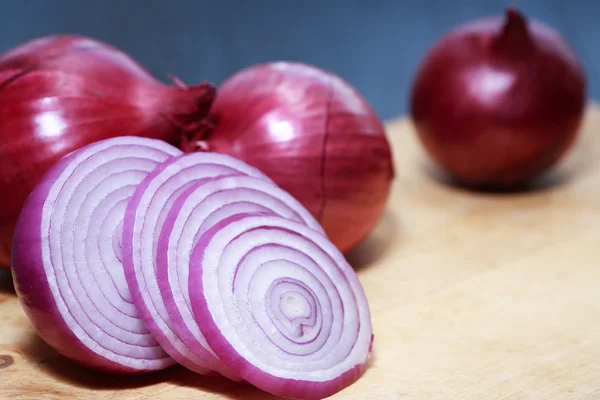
[2,0,598,120]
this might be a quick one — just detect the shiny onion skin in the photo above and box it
[189,213,373,400]
[0,34,215,268]
[191,62,394,254]
[122,152,273,379]
[11,137,181,373]
[410,8,586,189]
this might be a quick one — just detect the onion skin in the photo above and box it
[189,213,373,399]
[11,137,180,373]
[410,8,586,189]
[195,62,394,254]
[0,34,215,267]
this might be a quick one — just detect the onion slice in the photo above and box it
[122,152,324,379]
[11,136,181,373]
[156,174,324,379]
[190,213,373,400]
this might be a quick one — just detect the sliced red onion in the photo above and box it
[122,152,279,378]
[189,213,372,400]
[154,174,324,380]
[11,136,181,373]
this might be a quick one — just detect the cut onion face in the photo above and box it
[12,132,373,396]
[11,136,181,373]
[122,152,324,379]
[157,174,324,379]
[189,213,373,400]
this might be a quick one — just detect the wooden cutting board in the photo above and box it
[2,105,600,400]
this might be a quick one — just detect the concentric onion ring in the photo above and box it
[122,152,323,379]
[11,137,181,373]
[189,213,372,400]
[155,174,324,379]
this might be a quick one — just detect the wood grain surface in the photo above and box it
[2,106,600,399]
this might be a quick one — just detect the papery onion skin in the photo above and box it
[11,137,180,373]
[0,34,215,267]
[410,7,586,189]
[194,61,394,254]
[189,213,373,400]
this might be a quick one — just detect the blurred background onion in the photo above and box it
[0,1,596,122]
[0,0,597,265]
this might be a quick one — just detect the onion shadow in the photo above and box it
[20,334,163,390]
[170,348,378,399]
[421,160,576,196]
[165,369,279,400]
[19,333,277,399]
[361,343,377,374]
[0,268,15,296]
[345,209,400,271]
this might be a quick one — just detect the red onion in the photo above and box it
[158,175,324,377]
[11,136,181,373]
[12,134,373,397]
[122,153,324,380]
[0,34,215,267]
[410,7,586,188]
[189,213,373,399]
[121,152,269,379]
[190,61,394,253]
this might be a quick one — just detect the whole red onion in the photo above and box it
[189,62,394,253]
[410,8,586,189]
[0,35,215,268]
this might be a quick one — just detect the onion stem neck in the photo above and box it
[493,7,534,58]
[179,115,216,152]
